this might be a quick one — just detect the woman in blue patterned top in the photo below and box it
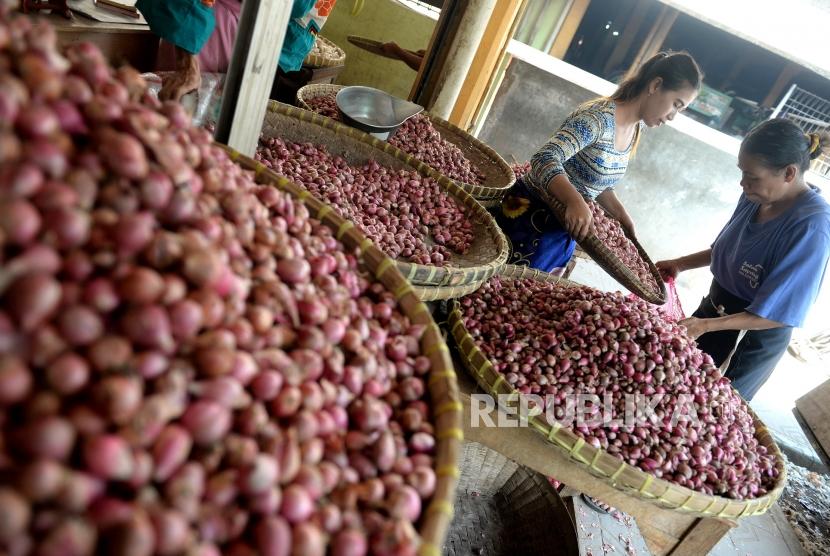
[658,120,830,400]
[496,52,702,273]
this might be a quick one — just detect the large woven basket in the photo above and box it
[259,101,509,295]
[531,190,666,304]
[446,264,787,520]
[302,35,346,68]
[295,83,515,201]
[223,145,463,556]
[444,441,579,556]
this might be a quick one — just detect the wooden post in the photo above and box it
[548,0,590,60]
[629,4,677,71]
[763,62,800,108]
[214,0,291,156]
[409,0,463,105]
[447,0,525,130]
[418,0,498,120]
[603,0,650,76]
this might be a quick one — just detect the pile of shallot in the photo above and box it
[302,93,485,186]
[257,137,474,266]
[0,8,441,555]
[510,161,531,182]
[459,277,779,500]
[588,201,660,295]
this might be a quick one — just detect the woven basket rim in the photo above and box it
[302,35,346,68]
[294,83,515,200]
[533,192,667,304]
[447,264,787,520]
[222,144,462,553]
[262,100,510,289]
[411,280,485,302]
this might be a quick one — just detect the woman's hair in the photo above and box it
[610,51,702,102]
[741,118,830,173]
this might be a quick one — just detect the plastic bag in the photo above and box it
[629,276,685,322]
[141,72,226,128]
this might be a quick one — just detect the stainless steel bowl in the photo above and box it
[335,86,423,140]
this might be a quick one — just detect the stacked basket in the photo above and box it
[224,145,464,554]
[447,265,787,520]
[258,101,511,301]
[296,84,516,205]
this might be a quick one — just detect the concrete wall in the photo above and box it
[322,0,436,99]
[478,58,744,313]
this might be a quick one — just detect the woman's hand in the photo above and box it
[655,258,683,281]
[678,316,709,339]
[160,47,201,102]
[563,199,593,241]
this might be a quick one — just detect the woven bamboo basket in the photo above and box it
[446,264,787,521]
[443,441,579,556]
[530,190,666,304]
[259,101,509,293]
[302,35,346,68]
[222,145,463,556]
[295,83,515,201]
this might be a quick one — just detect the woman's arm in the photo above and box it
[656,249,712,280]
[680,312,784,340]
[528,110,605,241]
[595,189,635,236]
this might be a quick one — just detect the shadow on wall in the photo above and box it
[321,0,436,99]
[479,58,744,308]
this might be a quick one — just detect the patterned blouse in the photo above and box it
[526,100,642,201]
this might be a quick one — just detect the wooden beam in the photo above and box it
[548,0,590,60]
[603,0,650,76]
[667,517,735,556]
[763,62,800,108]
[409,0,465,105]
[630,4,677,71]
[448,0,525,129]
[214,0,291,156]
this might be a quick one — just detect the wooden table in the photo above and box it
[48,12,158,72]
[457,372,737,556]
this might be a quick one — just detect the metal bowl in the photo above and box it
[335,86,423,140]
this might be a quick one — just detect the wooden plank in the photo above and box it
[629,5,678,71]
[668,517,734,556]
[447,0,524,130]
[214,0,291,156]
[763,62,800,108]
[548,0,590,60]
[794,378,830,458]
[603,0,651,76]
[409,0,465,105]
[458,373,733,555]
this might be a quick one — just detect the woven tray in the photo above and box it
[295,84,515,201]
[223,145,462,555]
[302,35,346,68]
[444,441,579,556]
[533,190,666,304]
[446,264,787,520]
[260,101,509,290]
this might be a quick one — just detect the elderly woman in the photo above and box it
[658,119,830,400]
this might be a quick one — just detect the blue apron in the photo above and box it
[493,178,576,272]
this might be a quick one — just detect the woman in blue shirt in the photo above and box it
[658,119,830,400]
[495,52,702,274]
